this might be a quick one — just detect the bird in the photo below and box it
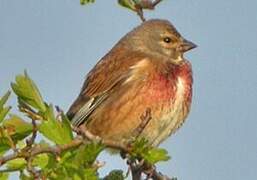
[67,19,196,146]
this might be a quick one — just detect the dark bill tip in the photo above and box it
[180,39,197,52]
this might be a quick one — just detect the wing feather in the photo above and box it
[67,50,148,127]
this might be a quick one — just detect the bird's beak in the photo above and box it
[178,39,197,53]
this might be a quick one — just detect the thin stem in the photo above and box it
[134,0,164,22]
[26,156,40,179]
[132,108,152,138]
[26,119,37,148]
[135,7,146,22]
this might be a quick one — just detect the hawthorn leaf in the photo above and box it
[102,170,124,180]
[0,91,11,123]
[142,148,170,164]
[61,113,74,143]
[0,127,12,155]
[0,91,11,110]
[72,143,104,167]
[118,0,137,11]
[6,158,26,170]
[32,154,53,169]
[0,173,9,180]
[39,105,73,144]
[131,138,170,164]
[3,115,32,141]
[0,107,11,124]
[11,71,46,112]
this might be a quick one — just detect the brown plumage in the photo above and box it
[67,19,196,146]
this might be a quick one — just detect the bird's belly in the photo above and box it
[143,100,189,146]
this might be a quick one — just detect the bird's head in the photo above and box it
[124,19,197,64]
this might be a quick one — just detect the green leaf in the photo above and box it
[131,138,170,164]
[0,143,10,156]
[17,140,26,149]
[39,105,73,144]
[0,91,11,110]
[143,148,170,164]
[0,127,12,155]
[0,91,11,123]
[42,143,103,179]
[61,113,74,143]
[80,0,95,5]
[118,0,137,11]
[83,168,98,180]
[102,170,124,180]
[0,107,11,124]
[11,71,46,112]
[6,158,26,170]
[130,138,149,156]
[33,153,52,169]
[3,115,33,141]
[72,143,104,167]
[0,173,9,180]
[0,116,31,155]
[44,160,98,180]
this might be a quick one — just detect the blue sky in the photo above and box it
[1,0,257,179]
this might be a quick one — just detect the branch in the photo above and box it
[75,125,130,152]
[0,138,83,166]
[0,127,129,167]
[0,106,173,179]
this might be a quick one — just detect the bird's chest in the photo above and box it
[142,71,189,105]
[140,71,192,145]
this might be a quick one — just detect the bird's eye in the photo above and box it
[163,37,172,43]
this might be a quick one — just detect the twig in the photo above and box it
[77,125,130,152]
[26,155,40,179]
[132,108,152,138]
[26,119,37,148]
[135,7,146,22]
[151,169,175,180]
[129,160,174,180]
[0,138,83,166]
[134,0,164,22]
[18,100,43,121]
[0,127,129,167]
[23,118,39,178]
[5,133,18,153]
[127,159,145,180]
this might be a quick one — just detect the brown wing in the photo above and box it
[66,49,147,126]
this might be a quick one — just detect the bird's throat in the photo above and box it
[143,61,192,104]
